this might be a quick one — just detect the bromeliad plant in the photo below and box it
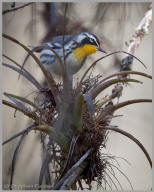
[2,32,152,190]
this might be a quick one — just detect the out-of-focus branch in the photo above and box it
[108,4,152,104]
[128,3,152,55]
[3,3,33,15]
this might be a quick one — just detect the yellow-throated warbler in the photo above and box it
[39,32,106,76]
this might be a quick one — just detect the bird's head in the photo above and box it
[72,32,106,62]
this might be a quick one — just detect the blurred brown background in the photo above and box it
[2,2,152,190]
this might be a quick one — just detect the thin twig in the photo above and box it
[103,170,118,190]
[108,162,133,190]
[106,167,123,191]
[3,2,33,15]
[103,175,112,190]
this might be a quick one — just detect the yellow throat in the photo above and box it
[73,44,97,62]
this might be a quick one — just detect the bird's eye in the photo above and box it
[90,39,93,43]
[89,38,99,47]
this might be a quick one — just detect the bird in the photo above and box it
[39,32,106,76]
[33,32,106,116]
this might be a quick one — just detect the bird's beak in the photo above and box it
[97,47,107,53]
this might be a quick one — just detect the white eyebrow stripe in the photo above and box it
[84,32,99,45]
